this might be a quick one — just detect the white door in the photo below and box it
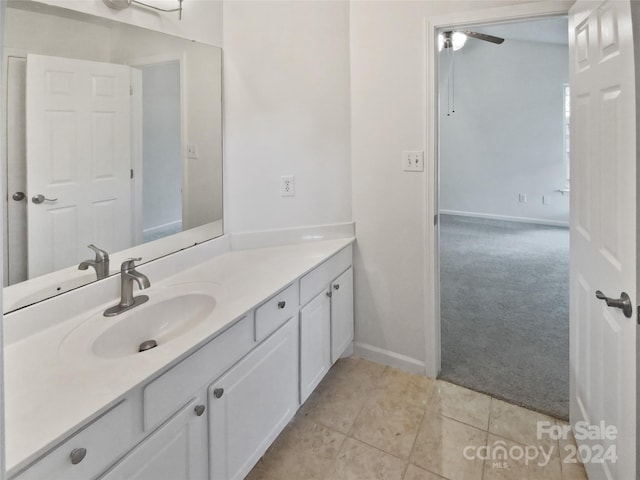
[26,53,132,278]
[569,1,636,479]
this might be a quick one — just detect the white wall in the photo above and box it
[141,62,183,235]
[34,0,222,46]
[350,0,544,371]
[223,0,352,233]
[110,26,224,229]
[439,34,569,225]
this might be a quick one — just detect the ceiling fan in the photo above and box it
[439,30,504,116]
[439,30,505,51]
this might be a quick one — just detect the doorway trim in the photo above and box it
[423,1,573,378]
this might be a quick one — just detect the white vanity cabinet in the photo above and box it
[299,247,354,403]
[9,242,354,480]
[329,266,354,363]
[13,400,136,480]
[99,396,209,480]
[209,317,298,480]
[299,290,332,403]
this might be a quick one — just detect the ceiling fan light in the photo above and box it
[452,32,467,51]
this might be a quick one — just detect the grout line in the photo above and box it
[406,408,427,464]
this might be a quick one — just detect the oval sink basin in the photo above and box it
[93,294,215,358]
[60,289,216,360]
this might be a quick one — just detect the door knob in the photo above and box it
[213,388,224,399]
[12,192,25,201]
[32,194,58,204]
[194,405,206,416]
[595,290,633,318]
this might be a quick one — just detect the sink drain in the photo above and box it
[139,339,158,352]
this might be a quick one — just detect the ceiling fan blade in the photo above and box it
[462,30,505,45]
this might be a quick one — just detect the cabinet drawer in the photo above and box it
[14,400,135,480]
[143,316,254,432]
[254,283,298,342]
[299,246,352,306]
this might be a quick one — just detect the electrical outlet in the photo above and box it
[402,151,424,172]
[187,144,198,159]
[518,193,527,203]
[280,175,295,197]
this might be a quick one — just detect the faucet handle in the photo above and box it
[87,244,109,262]
[121,257,142,272]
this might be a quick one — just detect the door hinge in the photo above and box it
[434,214,438,226]
[130,85,133,95]
[130,169,134,179]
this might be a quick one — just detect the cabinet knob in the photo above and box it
[277,301,286,309]
[69,448,87,465]
[213,388,224,399]
[194,404,206,416]
[333,284,340,290]
[326,291,332,298]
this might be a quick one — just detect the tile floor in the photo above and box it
[246,357,588,480]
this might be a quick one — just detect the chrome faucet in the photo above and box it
[78,244,110,280]
[104,258,150,317]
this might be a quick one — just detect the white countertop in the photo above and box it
[3,237,354,474]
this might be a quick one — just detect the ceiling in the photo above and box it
[465,16,568,46]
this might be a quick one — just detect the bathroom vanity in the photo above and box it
[3,235,354,480]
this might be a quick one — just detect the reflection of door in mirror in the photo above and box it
[2,2,223,308]
[6,54,189,285]
[5,53,134,285]
[26,54,133,279]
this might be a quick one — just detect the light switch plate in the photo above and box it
[187,144,199,159]
[403,151,424,172]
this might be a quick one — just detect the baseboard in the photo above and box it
[440,209,569,228]
[143,219,182,236]
[353,342,428,376]
[230,222,356,250]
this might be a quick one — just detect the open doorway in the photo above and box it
[437,16,570,419]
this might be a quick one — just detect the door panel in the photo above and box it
[26,53,132,278]
[209,318,298,480]
[300,290,331,403]
[569,1,636,479]
[330,267,354,363]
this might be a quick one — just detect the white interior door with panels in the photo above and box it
[569,1,636,478]
[26,53,132,277]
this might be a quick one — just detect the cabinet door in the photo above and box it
[300,289,331,403]
[331,267,354,363]
[209,318,298,480]
[99,397,208,480]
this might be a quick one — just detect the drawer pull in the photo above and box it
[333,284,340,290]
[194,405,206,416]
[277,301,286,309]
[69,448,87,465]
[213,388,224,399]
[326,291,332,298]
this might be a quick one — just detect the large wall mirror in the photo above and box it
[2,1,223,313]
